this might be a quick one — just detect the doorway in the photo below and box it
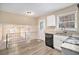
[38,18,46,41]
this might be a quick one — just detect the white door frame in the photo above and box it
[38,18,45,41]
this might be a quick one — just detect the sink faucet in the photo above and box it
[63,30,67,34]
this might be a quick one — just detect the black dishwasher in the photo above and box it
[45,33,54,48]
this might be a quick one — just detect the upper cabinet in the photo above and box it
[47,15,56,26]
[57,11,77,31]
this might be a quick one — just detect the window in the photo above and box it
[57,11,77,31]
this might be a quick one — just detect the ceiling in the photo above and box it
[0,3,74,17]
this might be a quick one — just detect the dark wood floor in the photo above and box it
[0,39,62,55]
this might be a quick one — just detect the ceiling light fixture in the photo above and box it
[24,11,34,16]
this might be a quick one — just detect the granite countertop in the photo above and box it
[62,42,79,53]
[55,33,68,36]
[55,33,79,37]
[46,31,79,37]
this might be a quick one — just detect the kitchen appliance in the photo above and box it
[77,4,79,8]
[61,36,79,55]
[45,33,54,48]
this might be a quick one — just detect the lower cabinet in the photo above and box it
[54,35,68,51]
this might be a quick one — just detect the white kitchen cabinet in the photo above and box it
[54,35,68,50]
[47,15,56,26]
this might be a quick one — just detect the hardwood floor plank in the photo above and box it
[0,39,62,55]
